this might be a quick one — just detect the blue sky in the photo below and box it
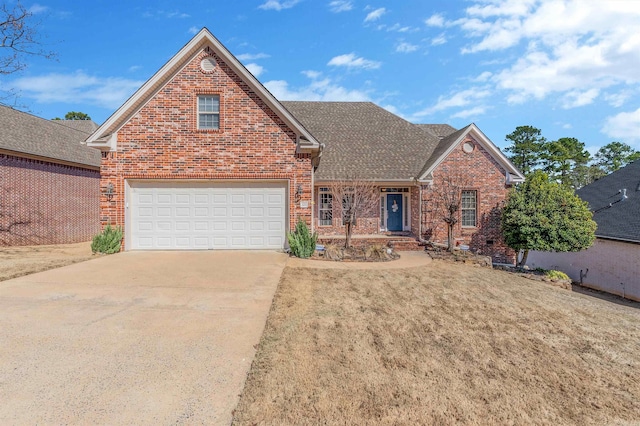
[5,0,640,154]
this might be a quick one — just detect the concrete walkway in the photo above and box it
[286,250,432,270]
[0,250,287,425]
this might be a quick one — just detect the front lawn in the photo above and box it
[233,261,640,425]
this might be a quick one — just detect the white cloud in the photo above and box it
[143,10,190,19]
[128,65,142,72]
[396,42,418,53]
[425,14,445,27]
[384,23,414,32]
[236,52,270,61]
[264,78,370,101]
[453,0,640,108]
[602,107,640,144]
[12,71,143,109]
[329,1,353,13]
[245,63,264,77]
[431,33,447,46]
[29,4,49,14]
[328,53,381,70]
[473,71,492,82]
[302,70,322,79]
[413,87,491,117]
[188,26,199,35]
[604,91,632,108]
[561,88,600,109]
[364,7,386,22]
[258,0,300,11]
[450,106,487,119]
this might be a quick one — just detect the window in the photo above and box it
[461,190,477,227]
[198,95,220,130]
[318,188,333,226]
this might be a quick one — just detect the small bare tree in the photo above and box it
[1,1,55,104]
[430,172,472,252]
[328,177,379,249]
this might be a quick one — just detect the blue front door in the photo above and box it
[386,194,403,231]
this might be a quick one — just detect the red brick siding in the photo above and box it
[421,136,516,264]
[0,154,100,246]
[314,186,380,235]
[99,48,313,247]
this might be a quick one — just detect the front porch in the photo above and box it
[315,185,419,236]
[317,232,422,251]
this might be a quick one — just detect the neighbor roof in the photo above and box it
[577,160,640,243]
[56,119,100,134]
[0,105,101,168]
[283,101,442,181]
[416,124,457,139]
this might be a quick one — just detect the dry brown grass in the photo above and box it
[0,241,94,281]
[233,261,640,425]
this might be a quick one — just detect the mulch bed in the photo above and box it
[311,244,400,262]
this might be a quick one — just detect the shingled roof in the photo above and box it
[577,160,640,243]
[0,106,101,168]
[55,119,100,134]
[282,101,443,181]
[416,124,457,139]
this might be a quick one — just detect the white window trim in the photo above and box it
[461,190,477,228]
[318,188,332,227]
[197,95,220,130]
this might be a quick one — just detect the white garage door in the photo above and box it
[129,181,287,250]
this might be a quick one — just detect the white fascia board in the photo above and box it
[87,28,320,153]
[417,123,525,182]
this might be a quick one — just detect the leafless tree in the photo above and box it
[328,177,379,249]
[1,1,55,104]
[430,172,472,252]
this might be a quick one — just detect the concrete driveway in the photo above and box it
[0,250,287,425]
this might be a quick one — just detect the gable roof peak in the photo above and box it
[86,27,320,155]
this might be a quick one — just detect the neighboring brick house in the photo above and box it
[0,106,101,245]
[528,160,640,301]
[86,28,523,262]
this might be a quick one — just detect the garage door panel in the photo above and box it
[130,182,286,250]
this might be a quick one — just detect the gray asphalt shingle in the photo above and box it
[577,160,640,243]
[282,101,445,181]
[0,106,101,168]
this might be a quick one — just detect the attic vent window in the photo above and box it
[462,141,475,153]
[200,57,217,73]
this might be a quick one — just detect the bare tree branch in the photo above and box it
[328,176,379,248]
[426,171,472,252]
[1,1,54,75]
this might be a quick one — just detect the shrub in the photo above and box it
[545,270,570,281]
[287,220,318,258]
[91,224,123,254]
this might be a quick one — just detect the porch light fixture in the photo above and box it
[295,184,304,200]
[103,183,115,201]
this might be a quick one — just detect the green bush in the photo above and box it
[545,269,570,281]
[287,220,318,258]
[91,224,123,254]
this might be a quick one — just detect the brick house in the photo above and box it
[0,105,101,245]
[87,28,523,263]
[528,160,640,301]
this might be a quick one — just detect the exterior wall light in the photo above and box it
[104,183,115,201]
